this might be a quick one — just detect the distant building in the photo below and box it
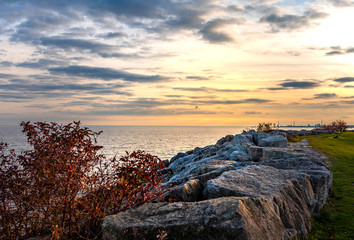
[315,123,321,128]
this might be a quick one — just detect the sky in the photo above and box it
[0,0,353,126]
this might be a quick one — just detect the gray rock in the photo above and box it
[253,131,269,145]
[259,135,288,148]
[102,131,332,240]
[203,165,315,237]
[248,146,263,161]
[165,179,203,202]
[102,197,294,240]
[262,147,293,161]
[216,135,234,146]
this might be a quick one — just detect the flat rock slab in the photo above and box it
[102,197,293,240]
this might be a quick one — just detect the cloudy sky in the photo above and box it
[0,0,353,126]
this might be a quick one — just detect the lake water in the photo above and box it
[0,125,315,160]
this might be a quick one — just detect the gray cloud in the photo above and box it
[39,37,139,58]
[49,65,167,82]
[260,9,329,32]
[87,108,219,116]
[279,79,321,89]
[326,50,343,56]
[303,93,338,100]
[173,87,248,93]
[40,37,113,52]
[16,58,67,69]
[199,98,271,105]
[333,77,354,83]
[0,76,132,103]
[0,61,13,67]
[244,111,262,114]
[0,73,15,78]
[185,76,211,81]
[0,81,127,93]
[199,18,243,43]
[313,93,337,99]
[96,32,127,39]
[10,9,79,42]
[227,5,244,13]
[326,46,354,56]
[330,0,354,7]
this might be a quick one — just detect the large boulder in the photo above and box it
[258,135,288,148]
[203,165,315,237]
[102,197,294,240]
[102,131,332,240]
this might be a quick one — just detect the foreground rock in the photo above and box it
[102,130,332,240]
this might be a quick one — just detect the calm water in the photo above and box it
[0,125,316,160]
[0,125,247,160]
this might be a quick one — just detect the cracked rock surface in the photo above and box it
[102,130,332,240]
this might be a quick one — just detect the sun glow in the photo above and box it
[305,7,354,48]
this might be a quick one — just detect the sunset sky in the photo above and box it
[0,0,353,126]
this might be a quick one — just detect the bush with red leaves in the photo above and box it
[0,121,165,239]
[315,119,349,132]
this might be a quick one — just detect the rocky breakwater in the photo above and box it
[102,130,332,240]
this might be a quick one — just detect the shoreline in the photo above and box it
[102,129,333,239]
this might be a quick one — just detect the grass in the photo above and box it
[305,132,354,240]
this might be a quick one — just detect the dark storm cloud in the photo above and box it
[279,80,321,89]
[49,65,167,82]
[333,77,354,83]
[260,9,329,32]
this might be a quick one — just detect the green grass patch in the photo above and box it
[289,135,303,142]
[306,132,354,240]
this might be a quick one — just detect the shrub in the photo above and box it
[315,119,349,132]
[0,121,165,239]
[257,122,275,132]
